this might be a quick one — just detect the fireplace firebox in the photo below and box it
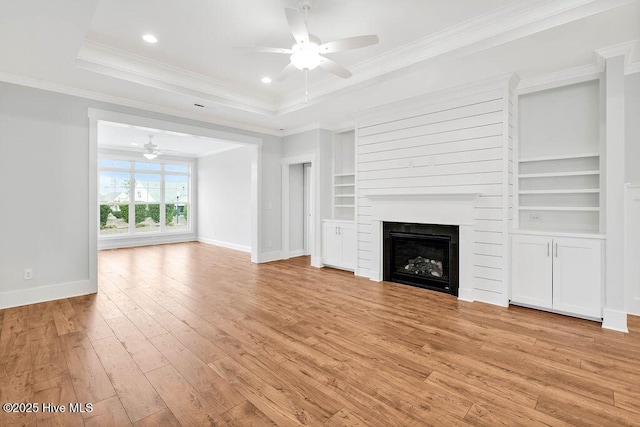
[383,222,459,296]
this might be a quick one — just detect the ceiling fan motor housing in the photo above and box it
[298,0,312,12]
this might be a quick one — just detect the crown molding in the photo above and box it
[595,39,638,60]
[276,0,638,113]
[517,63,603,95]
[281,123,322,137]
[0,71,282,136]
[628,61,640,74]
[77,40,276,116]
[595,39,639,71]
[281,118,356,136]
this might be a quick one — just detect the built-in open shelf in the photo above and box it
[518,206,600,212]
[519,152,600,163]
[333,130,356,221]
[520,170,599,179]
[519,189,599,195]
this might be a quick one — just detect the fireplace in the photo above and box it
[383,222,459,296]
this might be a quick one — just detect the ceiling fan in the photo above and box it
[242,0,379,99]
[143,135,161,160]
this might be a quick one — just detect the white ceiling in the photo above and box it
[1,0,639,135]
[98,120,241,158]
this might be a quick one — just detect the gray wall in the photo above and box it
[198,146,254,249]
[626,73,640,184]
[0,83,91,294]
[288,164,304,253]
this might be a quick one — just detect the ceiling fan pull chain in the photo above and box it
[305,69,309,104]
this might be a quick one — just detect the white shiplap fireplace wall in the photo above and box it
[354,74,518,306]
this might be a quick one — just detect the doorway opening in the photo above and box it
[88,109,262,291]
[282,154,317,264]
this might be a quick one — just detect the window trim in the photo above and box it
[99,153,195,240]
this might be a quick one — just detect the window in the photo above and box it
[98,157,192,237]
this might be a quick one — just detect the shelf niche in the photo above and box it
[333,130,356,221]
[517,80,602,234]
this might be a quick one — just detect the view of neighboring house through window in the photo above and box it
[99,157,191,236]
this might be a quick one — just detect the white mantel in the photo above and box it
[367,192,479,302]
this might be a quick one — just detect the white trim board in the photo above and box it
[258,251,284,263]
[0,280,96,310]
[89,108,262,146]
[198,238,251,253]
[516,63,603,95]
[99,234,198,250]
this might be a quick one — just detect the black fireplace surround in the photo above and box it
[383,222,459,296]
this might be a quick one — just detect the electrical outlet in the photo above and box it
[267,240,273,248]
[24,268,33,280]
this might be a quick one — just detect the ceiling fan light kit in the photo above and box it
[143,134,161,160]
[290,36,321,71]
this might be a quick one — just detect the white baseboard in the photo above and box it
[288,249,306,258]
[368,269,382,282]
[473,288,509,307]
[628,298,640,317]
[602,308,628,332]
[258,251,283,263]
[0,280,96,310]
[99,233,197,250]
[355,267,370,278]
[311,256,323,268]
[457,288,475,302]
[198,237,251,253]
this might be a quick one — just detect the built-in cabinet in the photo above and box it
[322,220,356,271]
[511,233,603,319]
[512,80,604,320]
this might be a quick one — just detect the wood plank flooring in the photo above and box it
[1,242,640,426]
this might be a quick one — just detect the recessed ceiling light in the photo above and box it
[142,34,158,44]
[131,143,139,146]
[261,77,272,84]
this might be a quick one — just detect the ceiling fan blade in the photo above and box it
[318,57,352,79]
[276,62,298,81]
[285,8,309,45]
[319,35,379,54]
[236,46,292,54]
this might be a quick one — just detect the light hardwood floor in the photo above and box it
[1,242,640,426]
